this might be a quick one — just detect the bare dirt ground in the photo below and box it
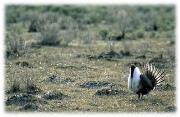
[5,37,175,112]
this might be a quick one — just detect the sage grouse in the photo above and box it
[128,64,165,98]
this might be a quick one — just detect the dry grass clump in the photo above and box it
[7,79,21,94]
[6,31,27,59]
[6,68,42,95]
[26,78,42,94]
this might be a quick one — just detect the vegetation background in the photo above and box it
[5,5,175,112]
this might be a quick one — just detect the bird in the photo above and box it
[128,63,165,99]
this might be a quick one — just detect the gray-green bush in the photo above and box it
[6,31,27,59]
[40,23,60,46]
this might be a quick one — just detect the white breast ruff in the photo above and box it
[128,67,141,92]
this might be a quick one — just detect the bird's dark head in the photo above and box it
[130,64,136,78]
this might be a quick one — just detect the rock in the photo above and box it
[26,84,42,94]
[15,61,33,68]
[6,93,38,106]
[42,75,74,84]
[84,50,131,61]
[80,81,112,89]
[20,102,39,111]
[42,91,68,100]
[95,88,127,96]
[164,106,176,112]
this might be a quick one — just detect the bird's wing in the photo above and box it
[140,74,154,90]
[143,64,165,87]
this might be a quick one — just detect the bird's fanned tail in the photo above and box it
[144,64,165,87]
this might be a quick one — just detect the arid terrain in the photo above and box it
[5,5,175,112]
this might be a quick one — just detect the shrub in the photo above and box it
[40,23,60,46]
[28,13,46,32]
[99,29,108,40]
[135,30,144,39]
[57,16,77,30]
[28,18,40,32]
[149,31,160,38]
[59,29,75,46]
[6,30,27,59]
[28,12,59,32]
[6,6,21,24]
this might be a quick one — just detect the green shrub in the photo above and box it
[28,18,39,32]
[57,16,78,30]
[6,6,22,24]
[135,30,144,39]
[60,29,76,46]
[28,12,58,32]
[99,29,108,40]
[40,23,60,46]
[149,31,160,38]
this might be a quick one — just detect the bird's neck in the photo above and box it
[133,67,141,79]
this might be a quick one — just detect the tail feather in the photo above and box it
[156,71,165,79]
[144,63,165,87]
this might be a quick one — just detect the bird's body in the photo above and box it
[128,64,165,98]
